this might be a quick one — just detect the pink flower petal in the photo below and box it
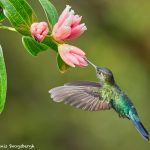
[57,5,71,27]
[40,22,48,26]
[52,23,59,33]
[66,53,80,65]
[42,30,49,37]
[62,12,74,27]
[35,35,44,41]
[30,23,38,33]
[78,61,88,67]
[71,15,82,27]
[53,26,71,41]
[60,52,75,67]
[67,23,87,40]
[72,53,87,67]
[72,53,86,64]
[70,46,85,56]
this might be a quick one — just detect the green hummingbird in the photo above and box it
[49,59,149,141]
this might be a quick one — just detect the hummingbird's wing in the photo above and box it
[49,81,112,111]
[64,81,101,87]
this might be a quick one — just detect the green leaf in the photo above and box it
[0,45,7,113]
[0,0,37,35]
[42,36,58,52]
[57,54,70,73]
[22,36,48,56]
[38,0,58,28]
[0,6,5,22]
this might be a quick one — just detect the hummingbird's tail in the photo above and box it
[131,118,149,141]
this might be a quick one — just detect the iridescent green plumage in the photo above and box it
[49,59,149,141]
[99,83,133,118]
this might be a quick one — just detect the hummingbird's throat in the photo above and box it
[97,73,105,83]
[97,73,115,85]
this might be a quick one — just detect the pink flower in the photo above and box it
[52,5,87,43]
[30,22,49,42]
[58,44,88,67]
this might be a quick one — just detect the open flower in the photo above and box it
[58,44,88,67]
[30,22,49,42]
[52,5,87,43]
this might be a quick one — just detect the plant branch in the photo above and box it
[0,24,17,32]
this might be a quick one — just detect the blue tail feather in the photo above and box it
[132,120,149,141]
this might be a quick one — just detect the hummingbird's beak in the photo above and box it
[85,58,97,69]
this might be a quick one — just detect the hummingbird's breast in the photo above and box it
[99,84,119,102]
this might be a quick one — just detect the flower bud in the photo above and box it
[58,44,88,67]
[30,22,49,42]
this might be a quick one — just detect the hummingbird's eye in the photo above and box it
[97,70,101,74]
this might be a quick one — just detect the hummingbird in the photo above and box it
[49,59,149,141]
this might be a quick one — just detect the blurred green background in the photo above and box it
[0,0,150,149]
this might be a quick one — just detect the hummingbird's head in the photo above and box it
[85,59,115,85]
[96,67,115,84]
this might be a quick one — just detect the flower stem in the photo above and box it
[0,24,17,32]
